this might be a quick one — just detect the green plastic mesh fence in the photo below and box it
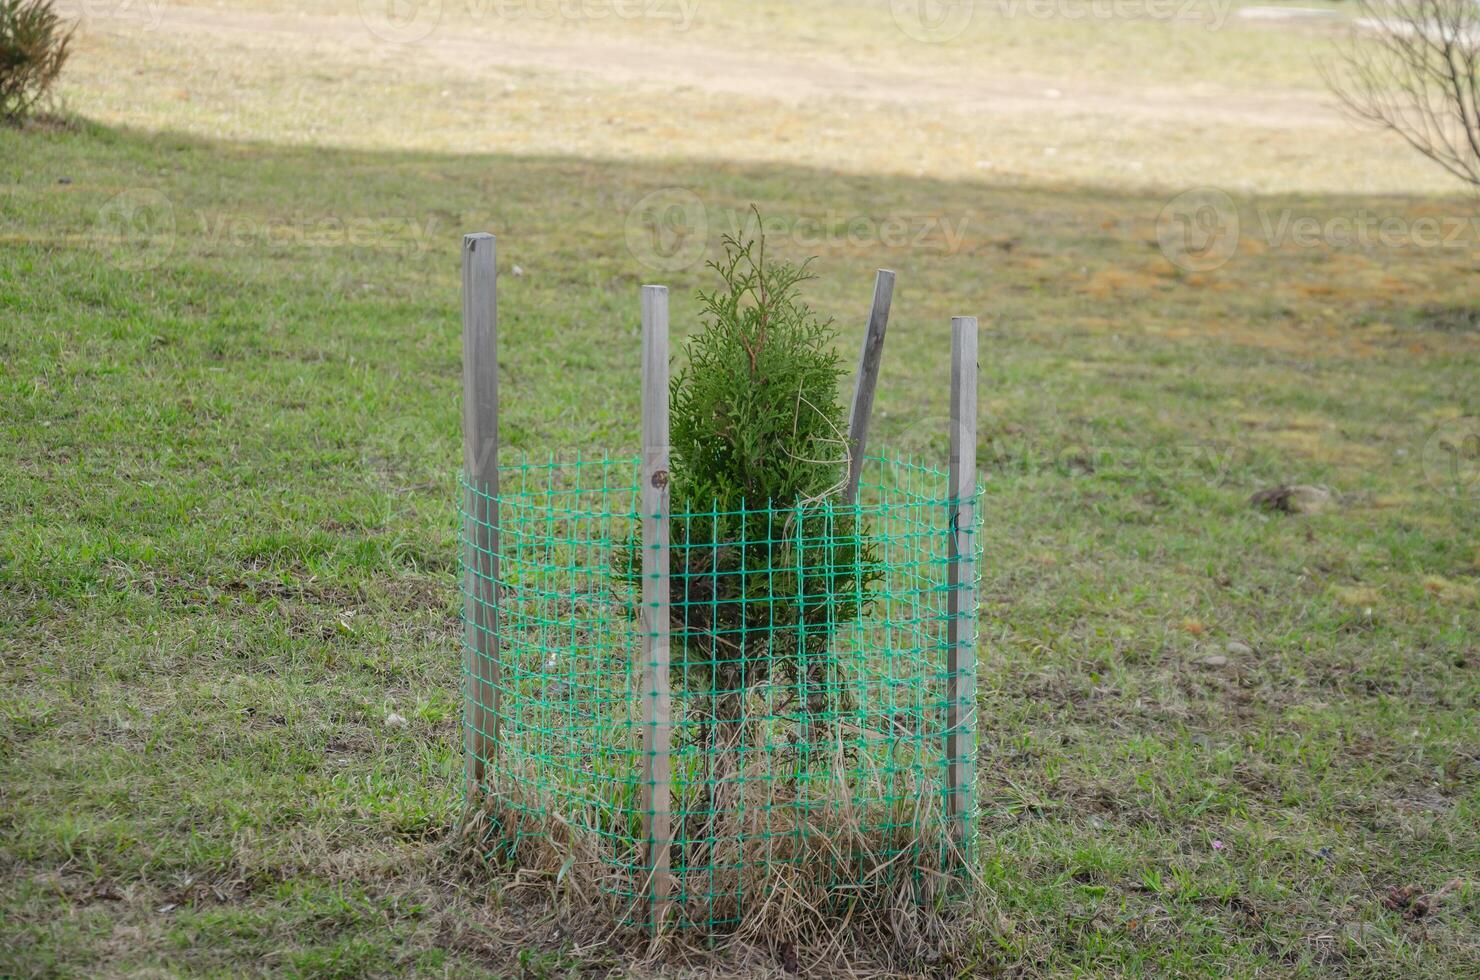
[459,452,980,931]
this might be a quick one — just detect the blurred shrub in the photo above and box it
[0,0,74,122]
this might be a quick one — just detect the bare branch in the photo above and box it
[1324,0,1480,188]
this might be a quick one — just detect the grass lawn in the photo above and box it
[2,2,1479,976]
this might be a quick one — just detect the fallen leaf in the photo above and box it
[1250,484,1335,515]
[1380,879,1467,919]
[1382,884,1419,911]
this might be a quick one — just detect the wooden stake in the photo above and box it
[639,284,674,927]
[946,315,978,846]
[845,269,895,503]
[461,233,500,796]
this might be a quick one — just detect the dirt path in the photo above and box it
[91,1,1340,130]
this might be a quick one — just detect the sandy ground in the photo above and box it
[90,1,1340,130]
[55,1,1447,194]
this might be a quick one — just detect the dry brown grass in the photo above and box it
[461,744,984,978]
[56,0,1457,195]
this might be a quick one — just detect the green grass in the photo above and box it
[2,117,1478,976]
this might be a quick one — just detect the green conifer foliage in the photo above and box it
[663,224,882,751]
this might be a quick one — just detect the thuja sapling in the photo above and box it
[624,221,882,772]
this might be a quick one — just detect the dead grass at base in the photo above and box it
[457,755,985,978]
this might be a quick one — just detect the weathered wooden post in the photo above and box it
[461,233,500,797]
[945,315,978,849]
[639,284,674,927]
[844,270,895,504]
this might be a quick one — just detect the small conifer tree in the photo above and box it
[659,221,881,766]
[0,0,73,122]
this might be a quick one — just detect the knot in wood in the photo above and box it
[650,469,669,490]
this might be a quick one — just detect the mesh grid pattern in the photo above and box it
[460,452,980,930]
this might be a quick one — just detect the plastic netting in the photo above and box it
[459,452,980,931]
